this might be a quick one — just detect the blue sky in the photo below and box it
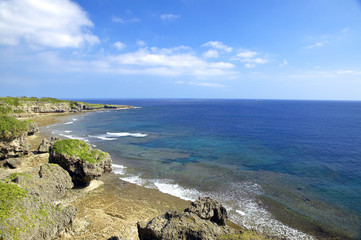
[1,0,361,100]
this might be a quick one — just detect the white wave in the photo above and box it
[94,136,116,141]
[120,175,147,186]
[64,121,74,125]
[106,132,148,138]
[112,164,127,175]
[236,210,246,216]
[113,172,313,239]
[64,130,72,133]
[153,180,201,201]
[133,107,142,109]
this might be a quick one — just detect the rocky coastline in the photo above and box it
[1,97,319,240]
[0,97,259,240]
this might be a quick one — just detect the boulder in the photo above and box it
[38,138,51,153]
[0,133,29,160]
[5,157,22,169]
[138,198,237,240]
[27,121,39,135]
[49,139,112,187]
[185,197,228,226]
[38,163,74,201]
[0,164,76,240]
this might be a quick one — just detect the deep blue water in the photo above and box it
[43,99,361,239]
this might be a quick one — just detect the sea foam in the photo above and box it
[106,132,148,138]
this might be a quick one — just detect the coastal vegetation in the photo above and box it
[52,139,107,164]
[0,115,31,140]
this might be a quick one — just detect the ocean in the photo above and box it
[41,99,361,239]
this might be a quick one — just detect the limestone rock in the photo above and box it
[0,133,29,160]
[5,157,22,169]
[38,138,51,153]
[38,163,74,201]
[0,165,77,240]
[27,121,39,135]
[185,197,228,226]
[49,139,112,187]
[138,198,236,240]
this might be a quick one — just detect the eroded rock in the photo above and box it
[138,198,237,240]
[49,139,112,187]
[185,197,227,226]
[0,133,29,160]
[38,138,51,153]
[27,121,39,135]
[0,164,76,240]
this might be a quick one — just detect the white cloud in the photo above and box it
[305,41,326,49]
[233,49,268,68]
[113,41,126,50]
[136,40,146,46]
[240,57,268,64]
[336,70,361,75]
[237,50,258,58]
[0,0,99,48]
[112,16,140,23]
[202,41,232,52]
[203,49,219,58]
[176,81,226,88]
[245,63,256,68]
[102,46,236,77]
[189,82,226,88]
[160,14,181,21]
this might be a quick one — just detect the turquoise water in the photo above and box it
[43,99,361,239]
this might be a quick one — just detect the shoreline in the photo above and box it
[28,110,346,239]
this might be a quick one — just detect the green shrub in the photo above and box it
[0,115,30,140]
[52,139,107,163]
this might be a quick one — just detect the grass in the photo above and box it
[0,115,31,140]
[84,103,105,109]
[52,139,108,164]
[0,183,27,222]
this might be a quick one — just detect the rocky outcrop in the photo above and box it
[0,133,29,160]
[38,163,74,201]
[27,121,39,135]
[38,138,51,153]
[49,139,112,187]
[185,197,228,226]
[0,163,76,240]
[5,157,22,169]
[37,137,61,153]
[15,102,72,113]
[138,197,237,240]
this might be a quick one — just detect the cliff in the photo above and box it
[0,97,133,117]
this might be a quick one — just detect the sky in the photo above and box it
[0,0,361,100]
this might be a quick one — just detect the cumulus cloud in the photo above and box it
[101,46,235,77]
[0,0,99,48]
[237,50,258,58]
[203,49,219,58]
[202,41,232,52]
[160,14,181,21]
[234,49,268,68]
[113,41,126,50]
